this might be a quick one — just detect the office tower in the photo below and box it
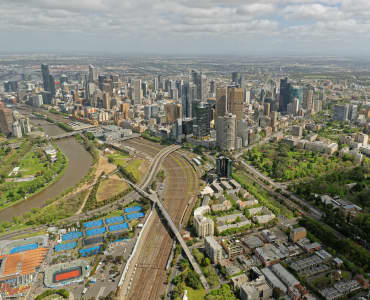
[12,121,22,138]
[157,75,162,90]
[88,65,98,82]
[154,77,159,91]
[165,103,182,124]
[132,79,143,105]
[291,86,303,107]
[20,118,31,135]
[60,75,68,85]
[182,82,196,119]
[237,119,249,147]
[349,104,358,122]
[303,86,313,111]
[175,80,183,97]
[216,156,232,178]
[200,73,208,101]
[216,113,236,151]
[232,72,240,84]
[333,104,349,122]
[227,87,244,123]
[98,75,106,90]
[164,79,171,92]
[279,77,293,113]
[102,92,111,109]
[209,80,215,95]
[170,88,178,100]
[215,87,227,119]
[204,236,223,264]
[142,82,148,98]
[41,64,50,92]
[182,118,193,135]
[245,90,251,104]
[144,105,152,120]
[4,81,18,92]
[264,103,271,116]
[0,107,13,135]
[193,102,211,138]
[41,64,56,97]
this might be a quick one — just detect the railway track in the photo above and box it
[122,139,199,300]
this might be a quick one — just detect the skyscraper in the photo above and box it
[132,79,143,105]
[41,64,56,97]
[41,64,50,92]
[333,104,349,122]
[215,87,227,119]
[303,86,313,111]
[216,156,233,178]
[279,77,293,113]
[227,87,244,123]
[182,82,196,119]
[193,102,211,138]
[216,113,236,151]
[88,65,98,82]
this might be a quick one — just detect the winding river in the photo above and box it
[0,120,93,221]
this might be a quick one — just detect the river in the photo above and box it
[0,120,93,221]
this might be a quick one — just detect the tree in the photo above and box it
[185,270,202,290]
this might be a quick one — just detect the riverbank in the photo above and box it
[0,119,93,222]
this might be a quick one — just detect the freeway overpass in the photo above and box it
[122,178,210,291]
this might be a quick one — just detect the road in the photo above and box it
[119,139,201,300]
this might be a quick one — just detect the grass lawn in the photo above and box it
[104,209,124,218]
[96,178,129,202]
[186,287,206,300]
[18,149,47,176]
[107,153,142,181]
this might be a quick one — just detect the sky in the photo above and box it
[0,0,370,56]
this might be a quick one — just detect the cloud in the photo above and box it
[0,0,369,54]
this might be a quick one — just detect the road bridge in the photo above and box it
[122,178,210,291]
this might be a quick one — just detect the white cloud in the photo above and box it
[0,0,369,54]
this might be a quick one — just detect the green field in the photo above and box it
[107,153,142,181]
[185,287,206,300]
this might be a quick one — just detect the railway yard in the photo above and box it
[121,138,200,300]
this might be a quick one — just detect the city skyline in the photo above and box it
[1,0,370,56]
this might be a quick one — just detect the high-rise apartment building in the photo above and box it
[216,113,236,151]
[216,156,232,178]
[102,93,111,109]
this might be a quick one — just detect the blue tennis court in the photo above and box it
[126,212,145,220]
[86,227,106,237]
[83,219,104,228]
[109,223,129,232]
[105,216,125,224]
[62,231,83,241]
[80,246,101,257]
[124,206,142,213]
[10,243,38,254]
[55,241,77,252]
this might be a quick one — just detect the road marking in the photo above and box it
[97,287,106,299]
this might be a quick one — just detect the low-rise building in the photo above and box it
[271,263,299,288]
[255,244,281,267]
[290,227,307,243]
